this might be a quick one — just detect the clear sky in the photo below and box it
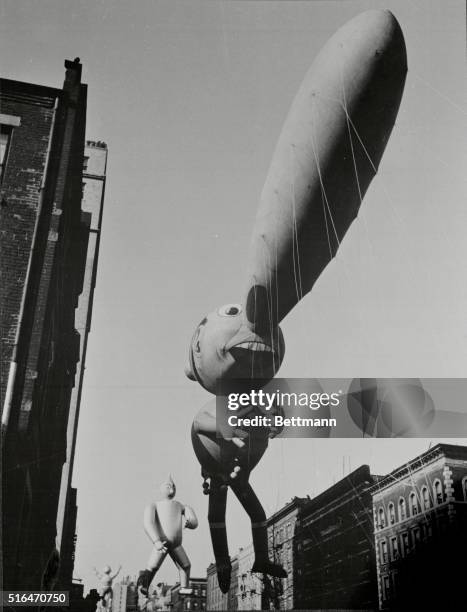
[1,0,466,594]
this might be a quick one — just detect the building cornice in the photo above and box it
[370,444,467,495]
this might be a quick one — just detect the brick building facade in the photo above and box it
[266,497,307,610]
[205,447,466,610]
[169,577,207,611]
[371,443,467,610]
[112,577,138,612]
[206,557,238,611]
[295,465,379,610]
[236,544,262,610]
[1,60,102,591]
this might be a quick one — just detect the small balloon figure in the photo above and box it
[185,9,407,593]
[137,476,198,605]
[93,564,121,610]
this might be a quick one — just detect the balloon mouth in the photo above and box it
[230,341,273,353]
[228,344,278,370]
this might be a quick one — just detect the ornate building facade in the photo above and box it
[371,443,467,610]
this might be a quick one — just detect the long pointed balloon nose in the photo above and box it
[341,10,407,72]
[355,9,404,40]
[244,8,407,326]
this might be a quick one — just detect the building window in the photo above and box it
[398,497,407,521]
[401,532,410,556]
[0,124,12,182]
[83,155,89,171]
[423,523,433,540]
[422,486,432,510]
[382,575,391,600]
[388,502,396,524]
[409,492,419,516]
[378,507,386,529]
[462,476,467,501]
[391,536,399,560]
[412,527,421,545]
[380,539,388,563]
[433,479,443,505]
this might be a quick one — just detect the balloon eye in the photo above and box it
[218,304,242,317]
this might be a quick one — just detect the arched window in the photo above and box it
[421,486,431,510]
[378,507,386,528]
[398,497,407,521]
[388,502,396,524]
[433,479,443,505]
[462,476,467,502]
[409,492,419,516]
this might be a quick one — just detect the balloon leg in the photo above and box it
[147,548,167,573]
[230,480,287,579]
[170,545,191,589]
[208,480,231,593]
[137,548,166,599]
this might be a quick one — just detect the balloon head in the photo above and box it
[159,475,176,499]
[185,303,284,395]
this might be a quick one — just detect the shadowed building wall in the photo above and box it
[55,139,107,589]
[295,465,379,610]
[371,443,467,610]
[0,59,95,591]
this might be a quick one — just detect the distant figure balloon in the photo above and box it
[137,476,198,606]
[93,564,121,610]
[185,9,407,593]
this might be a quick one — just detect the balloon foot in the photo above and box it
[251,560,287,578]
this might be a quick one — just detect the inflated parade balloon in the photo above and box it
[137,476,198,606]
[186,9,407,593]
[93,564,121,611]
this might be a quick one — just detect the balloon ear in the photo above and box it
[185,364,196,381]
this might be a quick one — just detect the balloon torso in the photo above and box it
[155,500,184,547]
[191,401,269,481]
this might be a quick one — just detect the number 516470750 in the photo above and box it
[2,591,69,606]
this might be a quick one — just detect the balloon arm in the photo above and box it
[111,566,122,579]
[183,505,199,529]
[194,403,261,435]
[143,504,163,544]
[193,410,217,434]
[194,408,248,445]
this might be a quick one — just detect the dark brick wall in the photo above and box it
[0,84,57,401]
[1,63,88,591]
[58,486,78,588]
[295,466,378,610]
